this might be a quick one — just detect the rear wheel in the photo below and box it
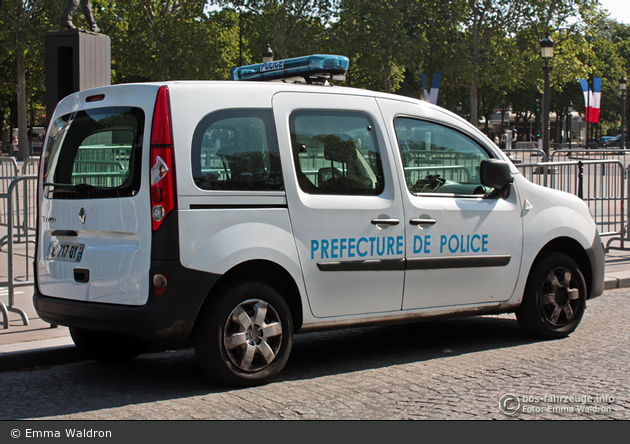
[70,327,147,363]
[195,281,293,386]
[516,253,587,339]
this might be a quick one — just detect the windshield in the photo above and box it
[43,107,144,199]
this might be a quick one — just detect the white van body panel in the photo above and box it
[506,175,601,305]
[177,204,304,282]
[34,80,604,335]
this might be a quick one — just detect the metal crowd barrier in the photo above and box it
[0,157,39,248]
[516,160,626,241]
[21,157,40,176]
[503,149,548,164]
[1,175,37,328]
[0,157,19,231]
[551,149,630,164]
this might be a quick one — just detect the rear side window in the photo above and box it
[43,107,144,199]
[191,109,282,191]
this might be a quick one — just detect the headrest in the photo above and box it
[320,134,357,164]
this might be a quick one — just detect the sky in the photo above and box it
[598,0,630,24]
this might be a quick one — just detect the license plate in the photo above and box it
[48,242,85,262]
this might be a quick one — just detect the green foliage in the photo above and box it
[96,1,239,82]
[1,0,629,139]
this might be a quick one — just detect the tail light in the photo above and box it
[152,273,168,296]
[150,86,177,231]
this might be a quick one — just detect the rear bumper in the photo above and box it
[34,261,220,340]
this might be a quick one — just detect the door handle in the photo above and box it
[409,218,437,226]
[74,268,90,283]
[371,218,400,226]
[51,230,78,237]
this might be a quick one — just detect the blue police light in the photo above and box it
[230,54,349,82]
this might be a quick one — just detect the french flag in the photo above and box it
[579,78,602,123]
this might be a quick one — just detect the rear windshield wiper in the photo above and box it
[44,182,99,197]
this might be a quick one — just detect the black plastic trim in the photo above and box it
[317,259,405,271]
[317,255,511,272]
[151,210,179,260]
[406,255,511,270]
[586,233,605,299]
[51,230,78,237]
[33,262,220,340]
[190,204,288,210]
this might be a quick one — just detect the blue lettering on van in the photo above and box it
[312,233,488,260]
[331,238,339,258]
[413,235,431,254]
[440,234,488,254]
[348,238,356,258]
[311,236,404,260]
[357,237,368,257]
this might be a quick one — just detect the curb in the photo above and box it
[1,278,628,373]
[0,344,85,373]
[604,274,630,290]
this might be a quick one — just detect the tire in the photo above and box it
[194,281,293,387]
[516,253,587,339]
[70,327,147,363]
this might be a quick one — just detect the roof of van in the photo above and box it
[55,80,483,142]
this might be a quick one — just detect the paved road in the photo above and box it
[1,289,628,420]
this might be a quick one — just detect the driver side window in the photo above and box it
[394,118,490,196]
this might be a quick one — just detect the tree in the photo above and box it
[442,0,526,126]
[333,0,420,93]
[0,0,54,160]
[217,1,337,61]
[96,1,239,83]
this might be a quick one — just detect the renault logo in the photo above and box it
[79,208,86,224]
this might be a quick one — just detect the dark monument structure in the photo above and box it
[45,1,109,125]
[61,0,100,33]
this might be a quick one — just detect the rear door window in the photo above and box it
[43,107,144,199]
[290,110,385,196]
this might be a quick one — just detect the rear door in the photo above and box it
[273,92,405,317]
[37,89,154,306]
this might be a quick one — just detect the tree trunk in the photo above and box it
[469,79,478,127]
[17,52,28,161]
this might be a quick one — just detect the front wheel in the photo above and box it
[516,253,587,339]
[194,281,293,386]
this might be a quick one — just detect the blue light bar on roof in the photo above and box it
[230,54,349,82]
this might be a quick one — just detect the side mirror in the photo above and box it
[480,159,513,199]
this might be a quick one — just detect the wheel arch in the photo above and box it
[194,259,304,332]
[530,237,592,297]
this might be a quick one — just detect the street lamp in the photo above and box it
[567,101,573,150]
[621,76,627,149]
[540,33,554,156]
[261,44,274,63]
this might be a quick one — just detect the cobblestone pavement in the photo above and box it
[1,289,628,420]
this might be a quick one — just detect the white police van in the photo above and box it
[34,55,605,386]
